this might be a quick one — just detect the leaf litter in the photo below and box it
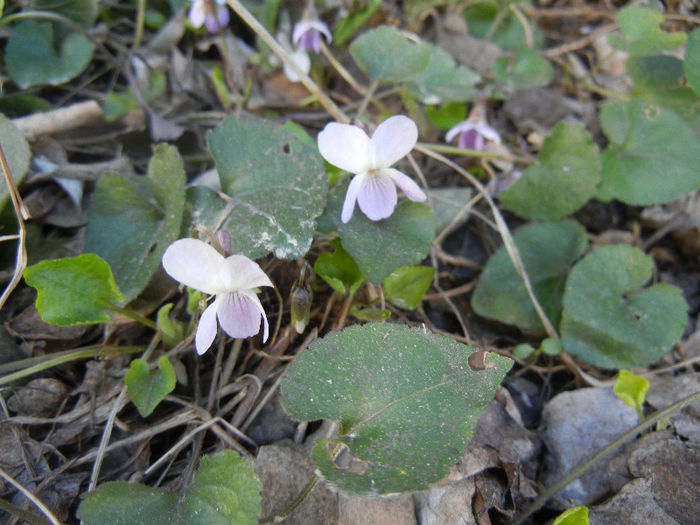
[0,0,699,524]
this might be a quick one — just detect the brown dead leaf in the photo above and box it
[7,378,68,417]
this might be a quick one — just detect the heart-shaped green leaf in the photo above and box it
[328,184,435,284]
[471,221,588,331]
[613,370,649,409]
[384,265,436,310]
[125,356,176,418]
[77,450,262,524]
[85,144,186,302]
[406,45,480,104]
[23,254,125,326]
[561,245,688,369]
[500,122,600,220]
[349,25,479,103]
[5,21,94,89]
[314,238,364,295]
[597,99,700,205]
[201,116,327,259]
[281,323,512,495]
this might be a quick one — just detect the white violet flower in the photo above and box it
[277,31,311,83]
[318,115,427,223]
[292,19,332,54]
[446,99,500,151]
[189,0,230,33]
[162,238,273,355]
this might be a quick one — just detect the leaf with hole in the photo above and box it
[23,254,125,326]
[561,245,687,369]
[199,116,327,259]
[85,144,186,302]
[471,221,588,331]
[597,100,700,205]
[77,450,261,524]
[500,122,600,220]
[281,323,512,495]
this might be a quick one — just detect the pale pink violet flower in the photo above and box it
[292,20,332,54]
[318,115,427,223]
[446,99,500,151]
[189,0,230,33]
[162,238,273,355]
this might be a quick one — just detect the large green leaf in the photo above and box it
[609,6,686,56]
[349,26,432,82]
[5,20,93,89]
[23,254,125,326]
[561,245,687,369]
[597,99,700,205]
[349,25,479,103]
[0,114,31,212]
[281,323,512,495]
[203,116,327,259]
[471,221,588,331]
[500,123,600,220]
[406,45,480,104]
[327,184,434,284]
[85,144,186,302]
[77,451,261,524]
[626,55,700,130]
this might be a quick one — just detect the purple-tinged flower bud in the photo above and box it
[292,20,332,54]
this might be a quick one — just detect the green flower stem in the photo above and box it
[105,302,157,329]
[512,389,700,525]
[132,0,146,50]
[0,345,146,386]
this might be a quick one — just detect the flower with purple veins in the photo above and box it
[188,0,230,33]
[292,20,332,54]
[162,238,273,355]
[446,121,501,151]
[318,115,427,223]
[445,98,500,151]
